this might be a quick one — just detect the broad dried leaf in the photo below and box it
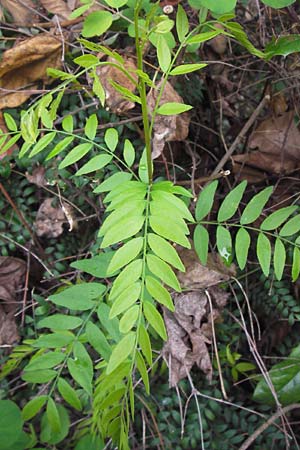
[163,288,228,386]
[34,198,72,238]
[147,80,190,159]
[0,0,38,24]
[40,0,72,19]
[96,55,138,114]
[0,33,63,108]
[26,166,47,187]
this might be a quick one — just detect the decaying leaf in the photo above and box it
[0,0,38,25]
[233,111,300,180]
[96,55,138,114]
[39,0,71,19]
[34,198,66,238]
[0,111,18,160]
[0,257,26,345]
[26,166,47,187]
[147,81,190,159]
[164,288,228,386]
[210,24,227,55]
[0,33,63,108]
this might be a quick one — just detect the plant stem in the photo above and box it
[134,0,153,184]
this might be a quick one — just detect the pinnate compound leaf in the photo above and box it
[156,102,193,115]
[106,332,136,374]
[49,283,105,310]
[108,237,144,273]
[100,215,145,248]
[195,180,218,221]
[119,305,139,334]
[260,205,298,230]
[86,321,111,361]
[138,324,152,366]
[58,143,93,169]
[57,378,82,411]
[292,245,300,282]
[235,227,250,270]
[143,301,167,341]
[279,214,300,237]
[176,4,189,43]
[257,233,271,277]
[253,343,300,406]
[22,396,48,421]
[240,186,273,224]
[76,154,113,176]
[147,233,185,271]
[46,398,61,433]
[170,63,207,76]
[217,181,247,222]
[147,254,181,292]
[146,276,174,311]
[37,314,83,330]
[193,224,209,265]
[82,11,113,38]
[93,172,132,193]
[109,282,141,318]
[274,238,286,281]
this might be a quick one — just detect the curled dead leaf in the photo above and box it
[96,55,138,114]
[147,80,190,159]
[0,33,64,108]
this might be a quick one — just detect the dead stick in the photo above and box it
[211,95,270,177]
[239,403,300,450]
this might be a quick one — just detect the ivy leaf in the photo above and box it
[217,181,247,222]
[143,301,167,341]
[147,233,185,271]
[274,238,286,281]
[106,332,136,374]
[146,276,174,311]
[57,378,82,411]
[22,396,48,421]
[260,206,298,230]
[76,154,113,176]
[156,102,193,115]
[109,282,141,318]
[195,180,218,221]
[46,398,61,434]
[108,237,144,273]
[240,186,273,225]
[194,224,209,265]
[82,11,113,38]
[147,254,181,292]
[176,4,189,43]
[235,227,250,270]
[257,233,271,277]
[58,143,93,169]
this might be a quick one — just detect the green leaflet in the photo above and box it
[147,233,185,271]
[149,215,190,248]
[33,332,74,348]
[176,4,189,43]
[156,102,193,115]
[37,314,83,331]
[106,332,136,374]
[101,215,145,248]
[216,225,232,263]
[157,35,171,73]
[119,305,140,334]
[25,351,65,371]
[136,351,150,394]
[104,128,119,152]
[108,237,144,273]
[58,143,93,169]
[138,324,152,366]
[262,0,296,8]
[257,233,271,277]
[274,238,286,281]
[194,224,209,265]
[97,304,121,342]
[62,115,73,133]
[217,181,247,222]
[110,259,143,301]
[71,252,115,278]
[279,214,300,236]
[0,400,23,449]
[99,201,146,236]
[3,112,17,131]
[292,246,300,282]
[22,396,48,420]
[199,0,237,14]
[123,139,135,167]
[57,378,82,411]
[84,113,98,140]
[235,227,250,271]
[145,276,174,311]
[104,180,147,203]
[195,180,218,221]
[67,358,93,396]
[22,369,57,383]
[76,154,113,176]
[49,282,105,310]
[86,321,111,361]
[93,172,132,193]
[29,132,56,157]
[260,206,298,230]
[46,136,74,160]
[151,189,194,221]
[186,30,222,45]
[46,398,61,434]
[40,403,70,445]
[170,63,207,76]
[151,181,192,197]
[146,254,181,292]
[240,186,273,224]
[143,301,167,341]
[82,10,113,38]
[109,282,141,318]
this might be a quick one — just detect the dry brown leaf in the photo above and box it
[96,55,138,114]
[147,80,190,159]
[34,198,66,238]
[40,0,71,19]
[0,111,18,160]
[0,33,63,108]
[163,288,228,386]
[0,256,26,345]
[0,0,38,24]
[210,24,227,55]
[26,166,47,187]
